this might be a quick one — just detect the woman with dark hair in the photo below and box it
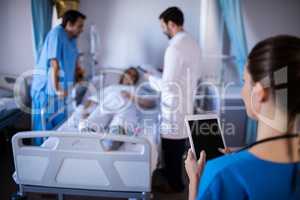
[185,35,300,200]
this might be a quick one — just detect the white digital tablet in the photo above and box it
[185,114,226,160]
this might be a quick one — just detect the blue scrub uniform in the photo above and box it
[197,151,300,200]
[31,25,78,142]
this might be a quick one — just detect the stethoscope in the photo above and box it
[236,133,300,153]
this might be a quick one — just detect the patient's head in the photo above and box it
[241,35,300,133]
[120,67,139,85]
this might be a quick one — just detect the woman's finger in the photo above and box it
[187,148,194,160]
[218,148,226,154]
[198,151,206,166]
[196,150,206,175]
[218,147,232,154]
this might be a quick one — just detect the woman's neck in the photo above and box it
[250,122,300,163]
[256,121,281,140]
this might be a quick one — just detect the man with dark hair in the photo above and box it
[31,10,86,139]
[159,6,184,39]
[62,10,86,28]
[159,6,184,31]
[146,7,201,192]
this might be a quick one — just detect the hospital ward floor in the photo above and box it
[1,127,189,200]
[26,181,189,200]
[15,171,189,200]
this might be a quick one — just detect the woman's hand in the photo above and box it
[185,149,206,200]
[218,147,233,154]
[185,149,206,183]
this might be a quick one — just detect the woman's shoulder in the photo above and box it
[206,151,253,172]
[198,151,254,197]
[198,151,300,199]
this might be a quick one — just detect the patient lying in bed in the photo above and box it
[64,67,155,150]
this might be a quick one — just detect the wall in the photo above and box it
[242,0,300,50]
[0,0,34,75]
[0,0,300,75]
[78,0,200,70]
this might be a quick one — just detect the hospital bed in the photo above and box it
[0,74,24,131]
[12,66,160,200]
[12,131,153,200]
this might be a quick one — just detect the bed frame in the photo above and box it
[11,131,152,200]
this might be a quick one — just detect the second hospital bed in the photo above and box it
[0,74,23,130]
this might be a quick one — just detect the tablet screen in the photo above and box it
[188,118,225,160]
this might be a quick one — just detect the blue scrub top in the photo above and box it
[31,25,78,133]
[197,151,300,200]
[31,25,78,97]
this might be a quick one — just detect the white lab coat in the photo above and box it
[149,32,201,139]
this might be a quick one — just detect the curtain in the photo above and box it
[31,0,53,145]
[31,0,53,64]
[218,0,247,82]
[218,0,257,144]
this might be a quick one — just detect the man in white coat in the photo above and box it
[146,7,201,192]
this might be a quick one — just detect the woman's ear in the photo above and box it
[251,82,268,115]
[253,82,268,102]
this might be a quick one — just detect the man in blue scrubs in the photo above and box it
[31,10,86,143]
